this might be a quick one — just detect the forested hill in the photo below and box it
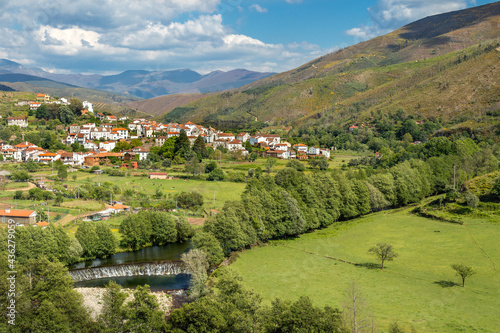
[159,2,500,131]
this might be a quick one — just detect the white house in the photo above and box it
[90,127,111,141]
[29,102,41,110]
[227,139,243,151]
[82,101,94,113]
[7,117,28,128]
[83,141,98,151]
[213,139,227,149]
[37,152,60,163]
[307,147,321,156]
[110,128,129,140]
[99,141,116,152]
[320,148,331,159]
[236,132,250,142]
[293,143,308,153]
[216,133,235,141]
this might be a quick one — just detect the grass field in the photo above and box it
[70,174,246,211]
[230,208,500,332]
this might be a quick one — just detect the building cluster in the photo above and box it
[8,94,96,128]
[1,113,333,165]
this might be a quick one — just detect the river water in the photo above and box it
[70,242,191,291]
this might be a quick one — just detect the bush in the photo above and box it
[286,160,306,171]
[175,192,203,210]
[105,169,125,177]
[207,168,225,181]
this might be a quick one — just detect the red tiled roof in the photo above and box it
[1,209,36,218]
[36,221,50,227]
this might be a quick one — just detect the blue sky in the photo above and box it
[0,0,496,74]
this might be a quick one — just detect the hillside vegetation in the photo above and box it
[159,2,500,131]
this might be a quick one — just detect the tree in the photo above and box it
[451,264,475,287]
[123,285,167,332]
[59,105,75,124]
[368,243,398,270]
[55,194,64,206]
[69,98,83,116]
[342,282,373,333]
[193,135,207,158]
[286,159,306,171]
[98,281,128,333]
[207,167,225,181]
[174,129,190,157]
[25,160,39,172]
[464,191,479,209]
[265,158,276,173]
[185,155,204,177]
[181,249,210,300]
[35,104,47,119]
[192,231,224,266]
[491,177,500,199]
[57,164,68,180]
[248,151,258,162]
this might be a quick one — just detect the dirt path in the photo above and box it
[4,182,36,191]
[58,211,96,226]
[186,217,205,226]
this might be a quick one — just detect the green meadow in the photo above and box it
[230,209,500,332]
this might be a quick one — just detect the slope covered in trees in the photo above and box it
[159,3,500,134]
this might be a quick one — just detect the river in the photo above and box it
[70,242,191,291]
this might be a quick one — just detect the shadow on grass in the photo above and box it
[355,262,381,270]
[434,280,459,288]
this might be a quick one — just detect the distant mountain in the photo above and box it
[0,60,274,99]
[157,2,500,130]
[0,72,139,104]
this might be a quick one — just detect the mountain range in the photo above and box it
[154,2,500,131]
[0,59,274,100]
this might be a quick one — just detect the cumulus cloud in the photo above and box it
[0,0,335,74]
[346,0,472,41]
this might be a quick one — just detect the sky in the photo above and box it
[0,0,496,75]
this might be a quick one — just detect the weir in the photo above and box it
[69,260,188,282]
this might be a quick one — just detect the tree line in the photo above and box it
[195,159,435,261]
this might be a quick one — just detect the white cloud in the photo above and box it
[249,4,267,13]
[346,0,472,41]
[0,0,336,74]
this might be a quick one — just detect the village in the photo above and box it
[1,94,332,166]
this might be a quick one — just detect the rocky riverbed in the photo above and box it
[75,287,186,320]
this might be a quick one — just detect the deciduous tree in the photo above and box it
[368,243,398,270]
[451,264,475,287]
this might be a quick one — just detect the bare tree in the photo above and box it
[368,243,398,270]
[342,282,375,333]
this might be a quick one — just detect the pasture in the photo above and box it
[230,209,500,332]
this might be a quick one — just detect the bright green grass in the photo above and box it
[71,175,245,211]
[230,210,500,332]
[3,182,30,190]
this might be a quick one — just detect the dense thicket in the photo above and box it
[119,211,194,250]
[167,267,347,333]
[200,158,443,259]
[0,224,74,264]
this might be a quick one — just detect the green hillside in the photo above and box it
[160,2,500,132]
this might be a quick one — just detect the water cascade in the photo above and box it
[69,260,187,282]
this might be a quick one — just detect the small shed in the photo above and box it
[150,172,168,180]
